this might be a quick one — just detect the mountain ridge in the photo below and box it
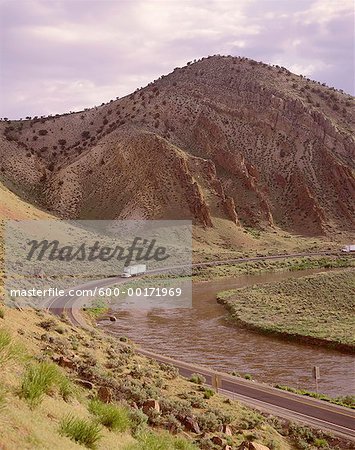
[1,55,354,239]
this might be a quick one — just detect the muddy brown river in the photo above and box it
[99,269,355,396]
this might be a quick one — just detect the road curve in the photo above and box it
[46,252,355,441]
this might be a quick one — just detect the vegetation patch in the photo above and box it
[275,385,355,409]
[122,430,197,450]
[59,414,103,449]
[194,256,354,281]
[217,269,355,352]
[89,399,132,431]
[20,361,74,407]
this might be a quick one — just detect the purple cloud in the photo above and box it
[0,0,353,118]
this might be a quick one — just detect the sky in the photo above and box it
[0,0,354,119]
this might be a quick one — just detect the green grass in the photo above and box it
[89,399,132,431]
[217,269,355,349]
[84,299,109,319]
[20,361,74,407]
[0,328,26,365]
[59,415,102,449]
[123,430,197,450]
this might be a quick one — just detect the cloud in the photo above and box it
[0,0,353,118]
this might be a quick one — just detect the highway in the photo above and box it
[46,252,355,441]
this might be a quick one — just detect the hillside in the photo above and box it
[3,301,343,450]
[0,55,354,240]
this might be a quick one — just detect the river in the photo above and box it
[99,268,355,396]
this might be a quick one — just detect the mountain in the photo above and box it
[1,55,354,238]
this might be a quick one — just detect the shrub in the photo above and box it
[189,373,206,385]
[59,415,102,449]
[197,411,222,432]
[82,131,90,139]
[129,408,148,436]
[38,129,48,135]
[89,399,131,431]
[159,398,192,417]
[203,388,215,399]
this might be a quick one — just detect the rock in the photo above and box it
[211,436,224,446]
[182,416,201,434]
[109,316,117,322]
[238,442,270,450]
[97,386,112,403]
[75,379,94,390]
[223,446,232,450]
[143,399,160,414]
[222,424,232,436]
[250,444,270,450]
[58,356,75,369]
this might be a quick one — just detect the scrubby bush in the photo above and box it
[59,415,102,449]
[160,397,192,418]
[82,131,90,139]
[189,373,206,385]
[197,411,222,432]
[129,408,148,436]
[203,388,215,399]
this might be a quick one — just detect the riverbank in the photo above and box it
[193,255,354,281]
[217,269,355,353]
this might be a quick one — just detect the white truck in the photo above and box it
[341,245,355,253]
[121,264,147,277]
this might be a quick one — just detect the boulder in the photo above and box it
[182,416,201,434]
[211,435,224,446]
[97,386,112,403]
[58,356,75,369]
[143,399,160,414]
[222,424,232,436]
[238,442,270,450]
[75,379,94,390]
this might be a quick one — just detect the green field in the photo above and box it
[217,269,355,351]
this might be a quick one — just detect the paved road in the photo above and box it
[46,252,355,441]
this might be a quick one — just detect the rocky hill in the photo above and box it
[1,55,354,237]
